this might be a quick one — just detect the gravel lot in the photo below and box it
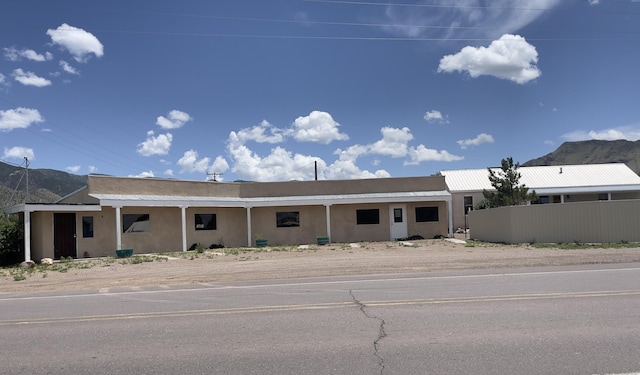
[2,238,640,293]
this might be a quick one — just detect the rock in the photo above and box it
[19,260,36,269]
[40,258,54,265]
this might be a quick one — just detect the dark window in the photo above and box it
[463,196,473,214]
[195,214,216,230]
[122,214,150,233]
[357,209,379,225]
[393,208,403,223]
[415,207,439,222]
[277,212,300,227]
[598,193,609,201]
[82,216,94,238]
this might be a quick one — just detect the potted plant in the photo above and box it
[317,235,330,245]
[255,235,268,248]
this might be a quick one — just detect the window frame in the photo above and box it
[195,213,217,231]
[276,211,300,228]
[122,214,150,233]
[415,206,439,222]
[82,216,94,238]
[356,209,380,225]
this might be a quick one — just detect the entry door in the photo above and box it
[389,204,408,240]
[54,213,77,259]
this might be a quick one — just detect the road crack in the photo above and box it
[350,290,387,375]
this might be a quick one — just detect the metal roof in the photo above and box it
[441,163,640,193]
[90,190,451,208]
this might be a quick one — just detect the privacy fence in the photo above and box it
[467,199,640,244]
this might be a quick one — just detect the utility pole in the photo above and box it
[24,157,29,203]
[207,172,223,182]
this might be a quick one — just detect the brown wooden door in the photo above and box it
[54,213,76,259]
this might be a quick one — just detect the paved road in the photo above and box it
[1,264,640,374]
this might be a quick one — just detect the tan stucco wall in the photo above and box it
[250,205,327,246]
[450,192,484,231]
[118,207,183,254]
[329,203,390,243]
[187,207,247,248]
[76,209,117,258]
[406,202,449,239]
[57,187,99,204]
[87,175,241,197]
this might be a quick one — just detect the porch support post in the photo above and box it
[115,206,122,250]
[181,206,187,252]
[246,206,252,247]
[24,210,31,262]
[446,198,453,238]
[324,204,332,242]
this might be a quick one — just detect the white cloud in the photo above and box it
[137,130,173,156]
[232,120,286,144]
[3,146,35,160]
[12,69,52,87]
[3,47,51,62]
[380,0,561,41]
[561,127,640,142]
[177,149,211,174]
[457,133,495,149]
[208,156,230,175]
[424,110,448,123]
[59,60,79,75]
[156,110,193,129]
[438,34,541,84]
[405,145,464,165]
[130,170,155,178]
[292,111,349,144]
[46,23,104,63]
[88,165,98,173]
[0,73,8,89]
[66,165,81,173]
[325,159,391,180]
[164,169,174,176]
[370,127,413,157]
[0,107,44,132]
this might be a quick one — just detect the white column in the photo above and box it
[24,210,31,262]
[446,199,454,238]
[115,206,122,250]
[181,206,187,252]
[246,207,252,247]
[325,204,332,242]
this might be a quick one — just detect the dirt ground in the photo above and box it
[2,238,640,294]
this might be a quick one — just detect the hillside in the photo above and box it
[524,140,640,174]
[0,161,87,207]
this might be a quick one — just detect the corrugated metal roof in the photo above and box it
[90,190,451,207]
[441,163,640,192]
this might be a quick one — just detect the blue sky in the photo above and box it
[1,0,639,182]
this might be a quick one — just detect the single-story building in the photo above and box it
[4,174,453,261]
[441,163,640,232]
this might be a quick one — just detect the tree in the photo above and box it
[0,214,24,265]
[479,157,537,209]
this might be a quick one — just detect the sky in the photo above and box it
[1,0,639,182]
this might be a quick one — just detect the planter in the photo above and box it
[317,236,330,245]
[116,248,133,258]
[255,239,268,248]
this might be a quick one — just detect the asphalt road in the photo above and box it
[1,264,640,375]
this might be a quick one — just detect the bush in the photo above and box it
[0,215,24,266]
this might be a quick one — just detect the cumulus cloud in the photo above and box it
[232,120,287,144]
[3,146,35,160]
[156,110,193,129]
[88,165,98,173]
[177,149,211,174]
[561,127,640,142]
[208,156,230,176]
[0,107,44,132]
[424,110,448,123]
[130,170,155,178]
[0,73,8,89]
[325,159,391,180]
[137,130,173,156]
[380,0,561,41]
[59,60,79,75]
[370,127,414,157]
[292,111,349,144]
[457,133,495,149]
[3,47,52,62]
[405,145,464,165]
[438,34,541,84]
[46,23,104,63]
[66,165,81,173]
[12,69,52,87]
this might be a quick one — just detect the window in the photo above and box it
[357,209,379,225]
[463,196,473,214]
[82,216,94,238]
[598,193,609,201]
[195,214,216,231]
[415,207,439,222]
[393,208,403,223]
[276,211,300,227]
[122,214,150,233]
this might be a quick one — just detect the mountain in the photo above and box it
[0,161,88,208]
[523,140,640,174]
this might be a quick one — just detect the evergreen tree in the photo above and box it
[479,157,537,208]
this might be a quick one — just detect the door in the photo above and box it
[389,204,408,240]
[54,213,77,259]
